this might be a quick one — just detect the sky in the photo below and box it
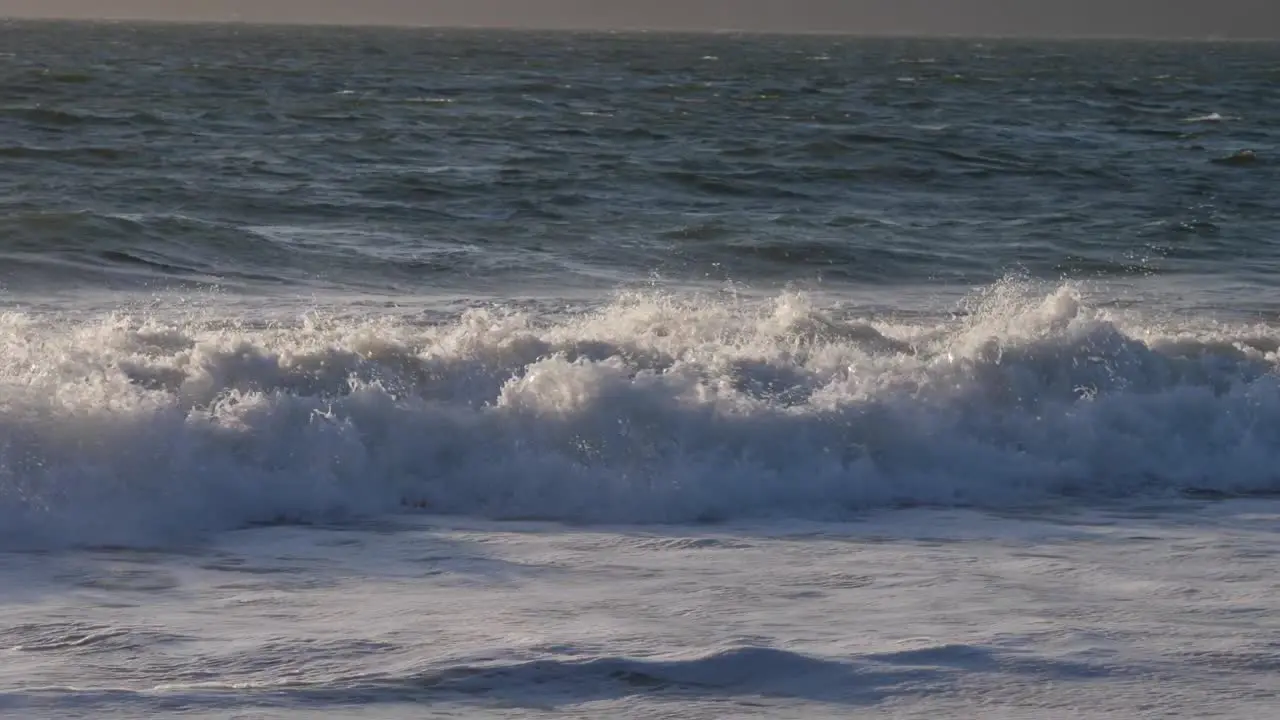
[1,1,1277,38]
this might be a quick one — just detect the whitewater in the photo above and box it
[3,21,1280,718]
[5,282,1280,718]
[5,281,1280,546]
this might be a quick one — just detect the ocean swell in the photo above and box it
[2,280,1279,548]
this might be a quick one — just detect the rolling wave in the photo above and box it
[2,280,1278,548]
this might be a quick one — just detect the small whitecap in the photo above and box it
[1185,112,1238,123]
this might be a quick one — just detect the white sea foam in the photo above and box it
[1,280,1278,548]
[1185,112,1239,122]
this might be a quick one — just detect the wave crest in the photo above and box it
[2,281,1279,547]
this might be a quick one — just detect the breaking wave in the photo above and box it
[3,280,1280,548]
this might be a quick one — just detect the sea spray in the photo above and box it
[2,280,1279,548]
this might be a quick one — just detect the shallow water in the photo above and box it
[6,505,1280,718]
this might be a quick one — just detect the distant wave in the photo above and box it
[2,279,1280,548]
[0,212,508,292]
[0,208,1196,296]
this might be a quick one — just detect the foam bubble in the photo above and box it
[1,280,1279,548]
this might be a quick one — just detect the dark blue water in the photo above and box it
[1,21,1277,313]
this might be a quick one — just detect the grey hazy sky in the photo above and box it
[1,1,1277,38]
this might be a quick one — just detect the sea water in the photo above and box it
[2,21,1279,718]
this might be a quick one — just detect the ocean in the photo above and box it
[2,19,1279,718]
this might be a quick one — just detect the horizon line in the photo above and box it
[2,15,1276,42]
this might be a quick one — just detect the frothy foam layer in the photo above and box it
[2,281,1279,547]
